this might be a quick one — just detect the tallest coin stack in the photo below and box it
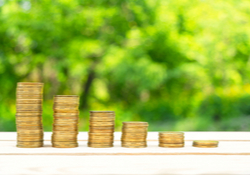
[16,82,44,148]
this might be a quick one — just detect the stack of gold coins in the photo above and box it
[16,82,44,148]
[159,132,184,148]
[52,95,79,148]
[193,140,219,148]
[88,111,115,148]
[121,122,148,148]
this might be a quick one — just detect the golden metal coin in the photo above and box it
[88,133,114,136]
[89,135,114,139]
[159,143,185,148]
[159,132,184,136]
[87,142,113,148]
[52,142,78,148]
[123,122,148,126]
[17,141,43,148]
[192,140,219,148]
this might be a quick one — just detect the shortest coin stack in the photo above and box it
[159,132,184,148]
[193,140,219,148]
[121,122,148,148]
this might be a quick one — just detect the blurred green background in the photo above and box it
[1,0,250,131]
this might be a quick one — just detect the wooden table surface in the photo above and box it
[1,132,250,174]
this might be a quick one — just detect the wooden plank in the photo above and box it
[1,140,250,156]
[1,155,250,174]
[1,132,250,141]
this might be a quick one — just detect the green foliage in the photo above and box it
[1,0,250,131]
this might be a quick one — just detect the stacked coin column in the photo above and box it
[159,132,184,148]
[16,82,44,148]
[121,122,148,148]
[52,95,79,148]
[88,111,115,148]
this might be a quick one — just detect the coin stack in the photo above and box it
[193,140,219,148]
[159,132,184,148]
[52,95,79,148]
[88,111,115,148]
[121,122,148,148]
[16,82,44,148]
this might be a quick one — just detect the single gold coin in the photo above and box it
[88,132,114,137]
[193,140,219,148]
[89,135,114,140]
[17,82,43,85]
[89,129,114,133]
[17,141,43,148]
[17,130,43,134]
[121,141,147,146]
[52,142,78,148]
[121,138,146,142]
[89,119,114,123]
[121,145,147,148]
[159,143,185,148]
[16,99,42,104]
[123,122,148,126]
[159,140,184,144]
[159,132,184,136]
[87,142,113,148]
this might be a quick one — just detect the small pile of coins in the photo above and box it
[52,95,79,148]
[121,122,148,148]
[159,132,184,148]
[88,111,115,148]
[16,82,44,148]
[193,140,219,148]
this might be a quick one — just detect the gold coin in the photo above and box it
[53,127,78,132]
[17,82,43,85]
[16,113,42,116]
[121,138,146,142]
[159,143,184,148]
[16,99,42,104]
[90,111,114,113]
[53,105,78,109]
[89,135,114,139]
[122,133,147,136]
[17,130,43,134]
[89,129,114,133]
[52,142,78,148]
[52,138,77,142]
[16,104,42,108]
[192,140,219,148]
[90,123,114,127]
[88,133,113,136]
[17,134,43,138]
[87,142,113,148]
[122,145,147,148]
[16,117,42,121]
[53,121,78,125]
[89,119,114,123]
[90,113,115,116]
[53,102,79,106]
[16,121,42,125]
[17,141,43,148]
[17,137,43,142]
[159,140,184,144]
[54,95,79,101]
[121,141,147,145]
[123,122,148,126]
[16,89,42,93]
[122,129,147,133]
[16,86,43,90]
[159,132,184,136]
